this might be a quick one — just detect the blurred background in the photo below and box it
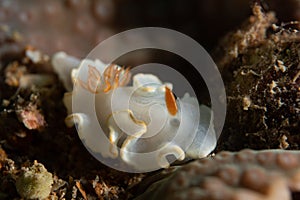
[1,0,299,102]
[1,0,299,58]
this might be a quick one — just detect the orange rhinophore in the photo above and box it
[78,65,101,93]
[103,64,131,93]
[119,67,131,86]
[113,67,122,88]
[103,64,114,92]
[77,62,131,93]
[165,86,178,116]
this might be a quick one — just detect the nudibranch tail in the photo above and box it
[165,86,178,116]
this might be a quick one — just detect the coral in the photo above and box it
[134,149,300,200]
[16,161,53,200]
[214,5,300,151]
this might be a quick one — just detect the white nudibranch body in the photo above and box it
[52,52,217,171]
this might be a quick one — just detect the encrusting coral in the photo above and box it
[134,149,300,200]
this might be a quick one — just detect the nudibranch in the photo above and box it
[52,52,217,171]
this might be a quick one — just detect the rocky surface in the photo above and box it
[214,5,300,151]
[134,149,300,200]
